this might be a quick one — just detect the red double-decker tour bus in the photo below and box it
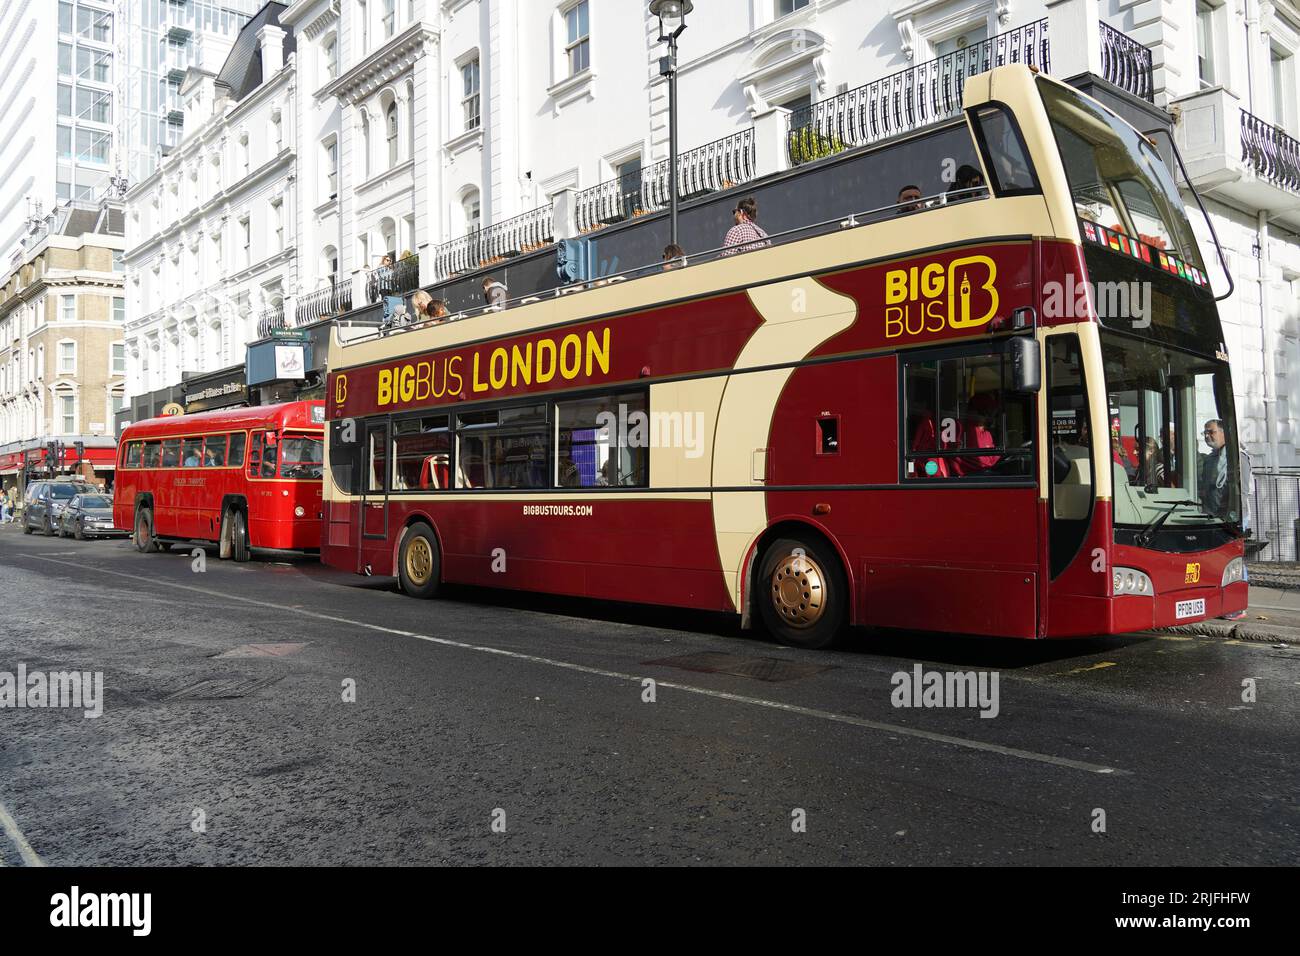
[115,401,325,560]
[320,67,1247,648]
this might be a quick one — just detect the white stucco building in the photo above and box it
[121,3,298,400]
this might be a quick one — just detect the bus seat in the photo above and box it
[420,455,450,489]
[1053,446,1092,519]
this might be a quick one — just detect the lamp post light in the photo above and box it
[648,0,692,248]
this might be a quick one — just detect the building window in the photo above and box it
[111,343,125,375]
[323,34,338,81]
[386,101,399,166]
[76,47,111,83]
[565,1,590,76]
[77,88,113,124]
[361,111,371,179]
[58,84,73,117]
[271,111,283,150]
[1272,46,1296,133]
[462,58,481,130]
[59,42,73,76]
[57,125,73,158]
[59,296,76,322]
[77,6,112,43]
[382,0,396,39]
[463,190,481,233]
[59,394,76,434]
[59,2,74,35]
[271,198,284,252]
[75,129,111,164]
[240,217,251,266]
[1196,1,1216,88]
[324,137,338,198]
[113,296,125,322]
[58,341,76,375]
[359,0,369,51]
[777,0,810,16]
[37,345,44,378]
[113,250,125,273]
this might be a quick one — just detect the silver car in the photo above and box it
[58,492,123,540]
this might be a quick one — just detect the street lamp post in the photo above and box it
[649,0,692,249]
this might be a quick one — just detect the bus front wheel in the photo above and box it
[757,536,846,650]
[398,524,441,599]
[134,508,159,554]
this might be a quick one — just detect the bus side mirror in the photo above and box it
[1010,336,1041,393]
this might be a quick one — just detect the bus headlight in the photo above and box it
[1221,557,1246,587]
[294,506,306,518]
[1112,567,1153,596]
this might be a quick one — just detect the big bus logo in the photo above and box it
[333,373,348,406]
[1185,562,1201,584]
[883,254,999,339]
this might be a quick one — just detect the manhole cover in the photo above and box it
[213,642,309,659]
[643,651,834,683]
[165,676,283,700]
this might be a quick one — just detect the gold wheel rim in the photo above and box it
[405,536,433,586]
[769,550,827,629]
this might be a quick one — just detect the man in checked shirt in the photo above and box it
[721,197,771,256]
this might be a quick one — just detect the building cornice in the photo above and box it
[325,23,437,105]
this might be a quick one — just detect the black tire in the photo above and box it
[229,509,250,563]
[397,523,441,599]
[42,517,54,537]
[22,517,32,534]
[73,521,84,541]
[134,507,159,553]
[755,535,847,650]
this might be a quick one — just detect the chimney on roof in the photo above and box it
[258,23,286,77]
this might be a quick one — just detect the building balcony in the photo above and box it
[1174,87,1300,228]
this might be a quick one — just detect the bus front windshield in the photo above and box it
[1038,79,1202,267]
[278,435,324,480]
[1100,331,1241,535]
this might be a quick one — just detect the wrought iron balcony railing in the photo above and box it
[786,19,1049,167]
[1241,109,1300,193]
[1099,20,1154,103]
[364,255,421,304]
[431,204,554,282]
[575,128,757,233]
[294,276,354,326]
[256,305,286,339]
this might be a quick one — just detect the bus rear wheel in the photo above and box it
[222,509,250,563]
[757,536,846,650]
[134,507,159,553]
[398,524,441,599]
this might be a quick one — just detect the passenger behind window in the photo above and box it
[951,392,1001,476]
[945,165,986,204]
[895,184,925,216]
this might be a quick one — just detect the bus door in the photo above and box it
[361,421,389,541]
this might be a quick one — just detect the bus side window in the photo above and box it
[228,432,246,467]
[161,439,180,468]
[142,441,161,468]
[124,441,142,468]
[204,434,227,467]
[248,432,263,478]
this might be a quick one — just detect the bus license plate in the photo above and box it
[1175,599,1206,620]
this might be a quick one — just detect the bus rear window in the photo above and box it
[228,432,246,467]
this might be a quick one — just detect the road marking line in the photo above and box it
[25,556,1128,776]
[0,801,45,867]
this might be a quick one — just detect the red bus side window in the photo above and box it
[203,434,227,467]
[141,441,161,468]
[124,441,142,468]
[161,439,180,468]
[248,432,263,478]
[228,432,246,467]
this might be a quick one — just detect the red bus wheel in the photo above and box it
[398,524,440,599]
[134,508,158,553]
[228,510,250,563]
[757,536,846,650]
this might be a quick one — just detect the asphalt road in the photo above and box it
[0,524,1295,866]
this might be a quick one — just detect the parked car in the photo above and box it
[59,492,123,540]
[22,480,99,537]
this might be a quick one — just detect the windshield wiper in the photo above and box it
[1137,500,1210,547]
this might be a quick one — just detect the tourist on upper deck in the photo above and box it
[483,276,508,310]
[721,197,770,256]
[947,165,985,203]
[895,184,924,215]
[662,244,686,270]
[428,299,450,322]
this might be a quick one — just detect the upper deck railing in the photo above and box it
[351,184,989,346]
[1241,109,1300,192]
[786,19,1050,167]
